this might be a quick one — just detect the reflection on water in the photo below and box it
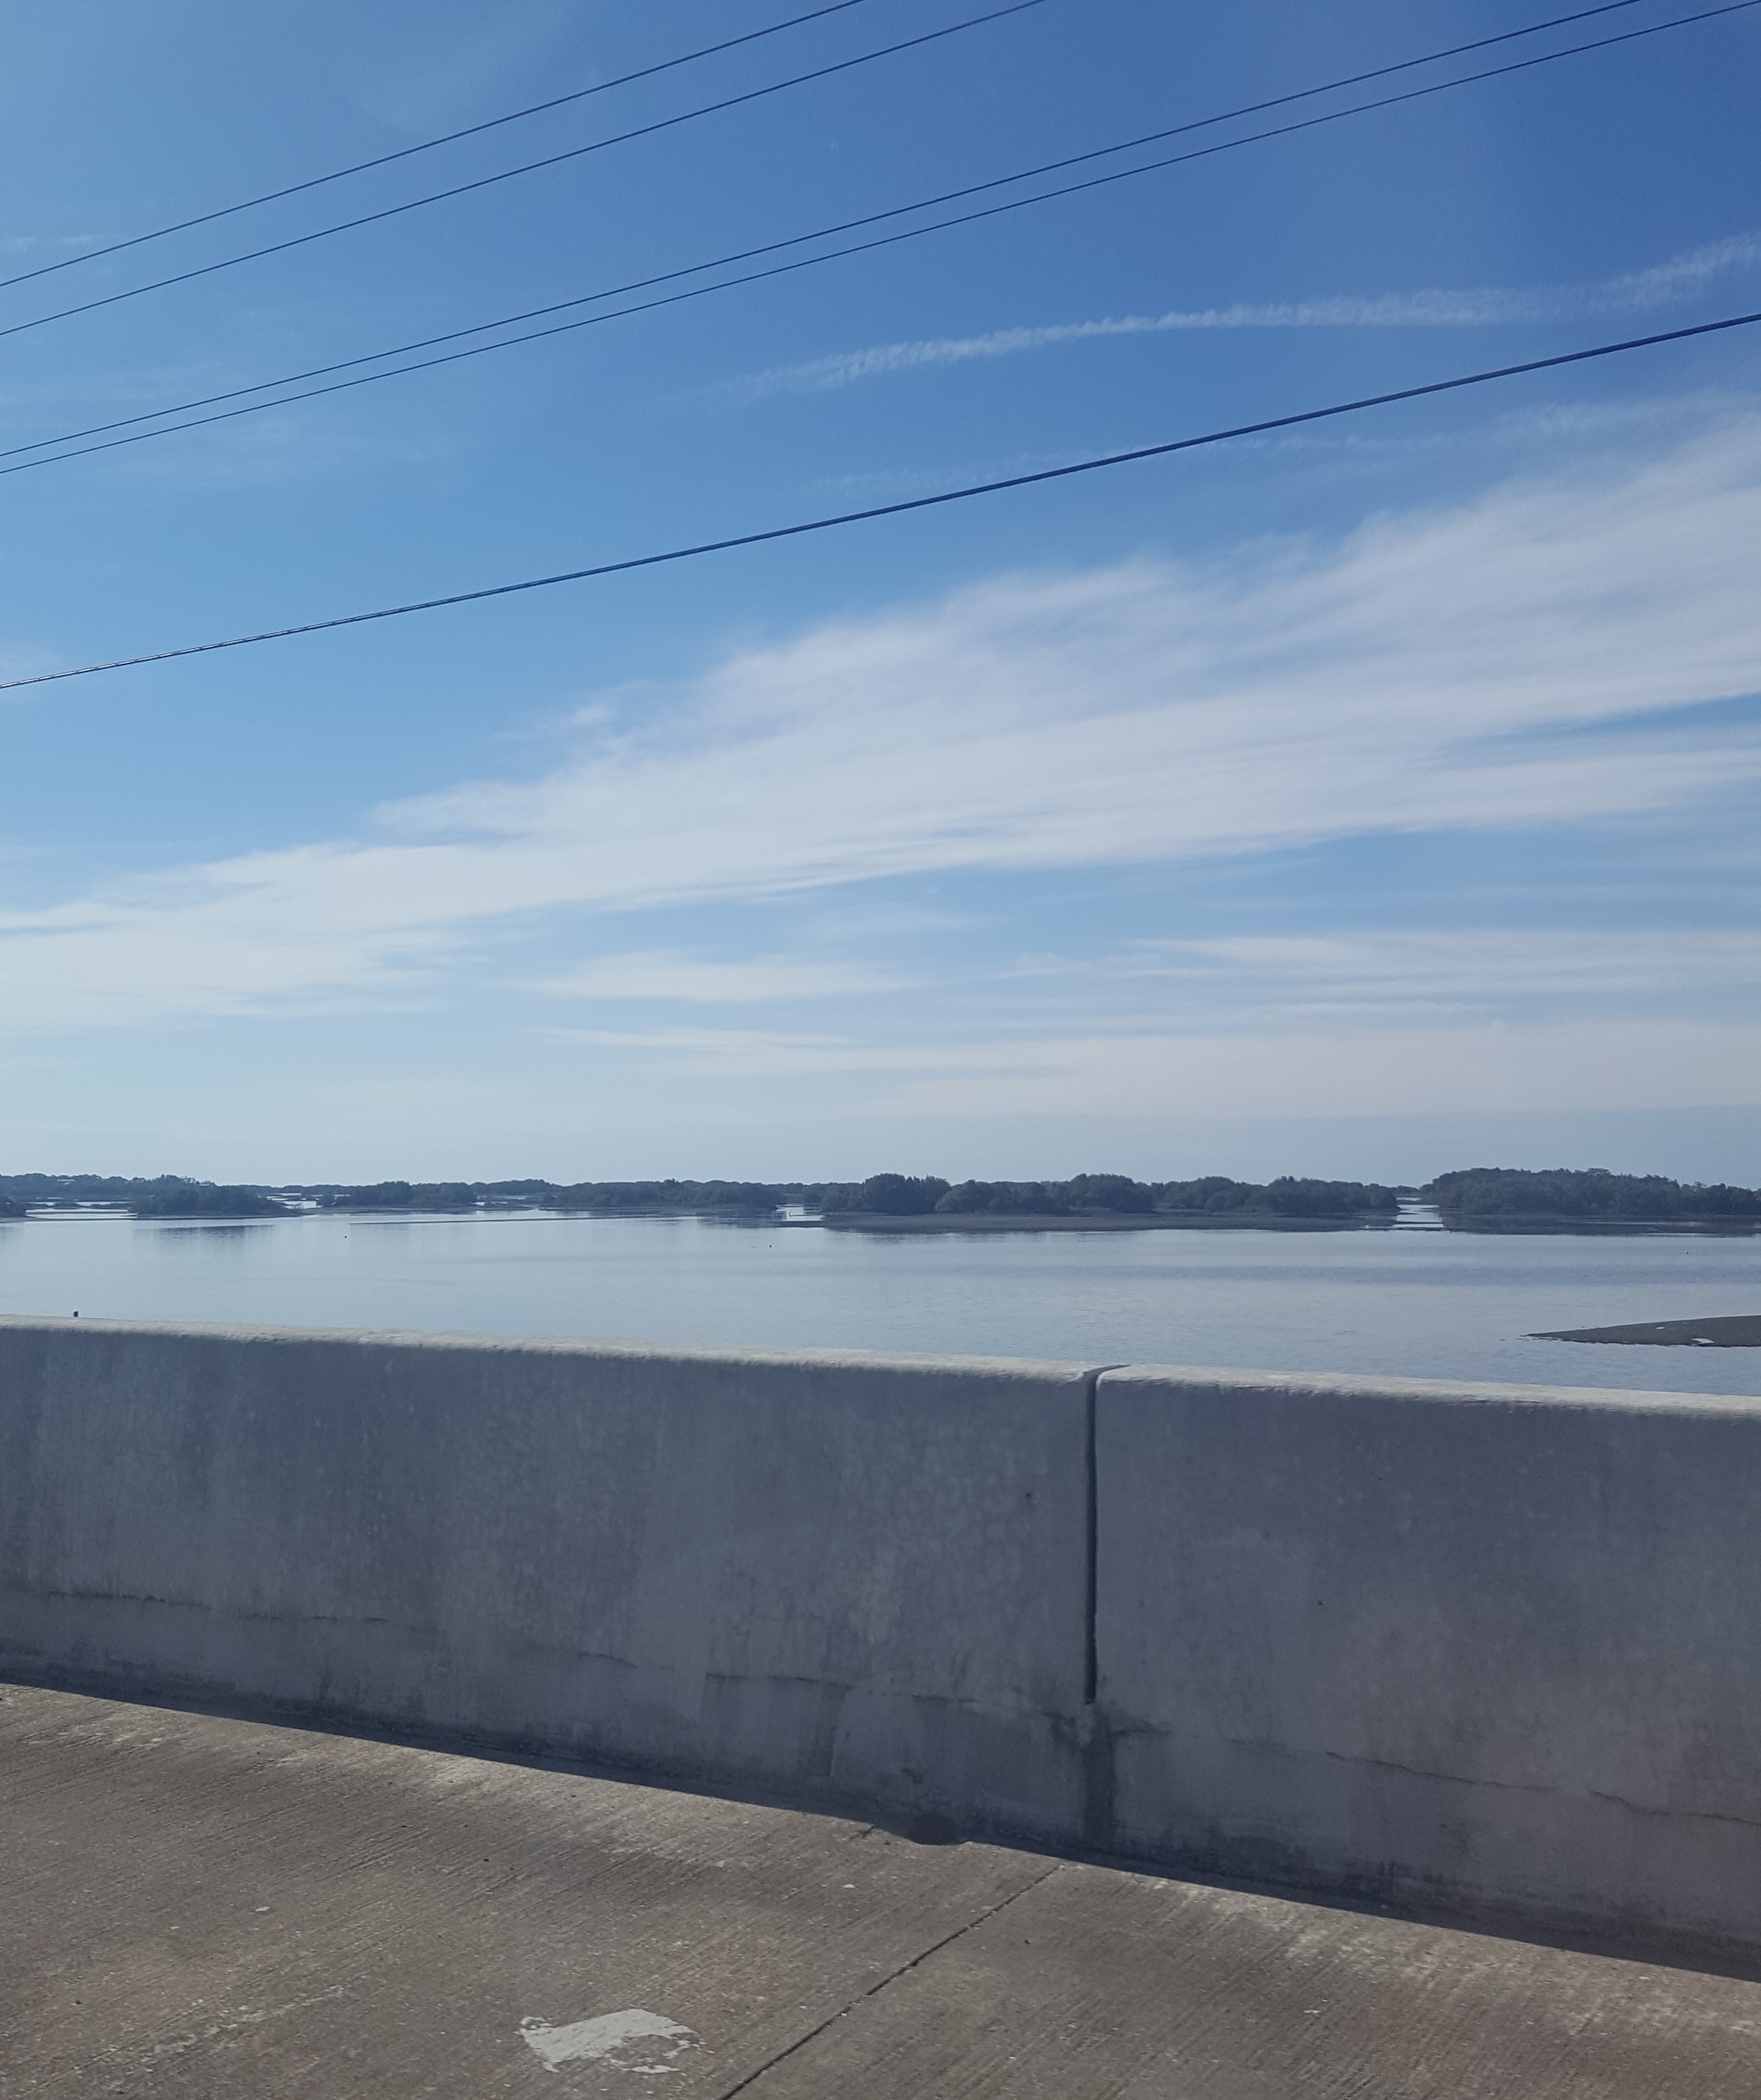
[0,1211,1756,1396]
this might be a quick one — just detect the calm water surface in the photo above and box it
[2,1212,1757,1395]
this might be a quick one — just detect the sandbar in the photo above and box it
[1531,1315,1761,1348]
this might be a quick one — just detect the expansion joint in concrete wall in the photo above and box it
[1079,1366,1125,1852]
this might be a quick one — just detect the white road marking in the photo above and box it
[519,2009,699,2076]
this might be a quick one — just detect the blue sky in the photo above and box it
[2,0,1758,1184]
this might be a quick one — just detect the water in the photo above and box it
[3,1211,1757,1396]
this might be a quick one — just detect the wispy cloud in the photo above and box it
[722,234,1761,401]
[4,409,1760,1031]
[530,950,911,1002]
[0,233,95,255]
[542,1017,1761,1119]
[1121,930,1761,1018]
[880,1021,1761,1120]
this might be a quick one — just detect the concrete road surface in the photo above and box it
[3,1683,1756,2096]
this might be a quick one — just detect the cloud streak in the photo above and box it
[531,950,912,1002]
[3,410,1760,1032]
[723,234,1761,400]
[0,232,95,255]
[1118,930,1761,1018]
[543,1017,1761,1119]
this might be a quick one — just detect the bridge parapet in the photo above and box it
[2,1317,1757,1963]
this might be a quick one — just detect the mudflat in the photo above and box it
[821,1212,1366,1233]
[1533,1314,1761,1347]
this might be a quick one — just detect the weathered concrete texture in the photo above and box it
[1095,1367,1761,1956]
[11,1317,1761,1964]
[0,1319,1093,1845]
[4,1685,1757,2098]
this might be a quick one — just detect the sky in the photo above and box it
[1,0,1758,1186]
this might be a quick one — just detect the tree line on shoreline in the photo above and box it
[1428,1167,1761,1224]
[4,1165,1758,1226]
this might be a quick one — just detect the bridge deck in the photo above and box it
[4,1684,1756,2096]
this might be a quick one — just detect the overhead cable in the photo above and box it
[4,308,1754,696]
[7,0,1757,478]
[0,1,1046,348]
[0,0,888,296]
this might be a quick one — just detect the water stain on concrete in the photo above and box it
[519,2008,699,2075]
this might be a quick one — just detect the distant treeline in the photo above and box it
[0,1173,285,1219]
[1426,1168,1761,1226]
[313,1179,786,1213]
[4,1166,1757,1227]
[0,1170,1397,1220]
[129,1186,287,1218]
[305,1168,1760,1225]
[297,1171,1400,1219]
[0,1172,197,1206]
[812,1173,1399,1219]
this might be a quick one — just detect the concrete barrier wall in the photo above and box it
[0,1319,1094,1846]
[4,1318,1760,1959]
[1094,1367,1761,1956]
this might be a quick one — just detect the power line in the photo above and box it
[0,1,888,298]
[0,1,1045,349]
[4,309,1753,696]
[0,0,1660,304]
[7,0,1755,479]
[0,3,1665,372]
